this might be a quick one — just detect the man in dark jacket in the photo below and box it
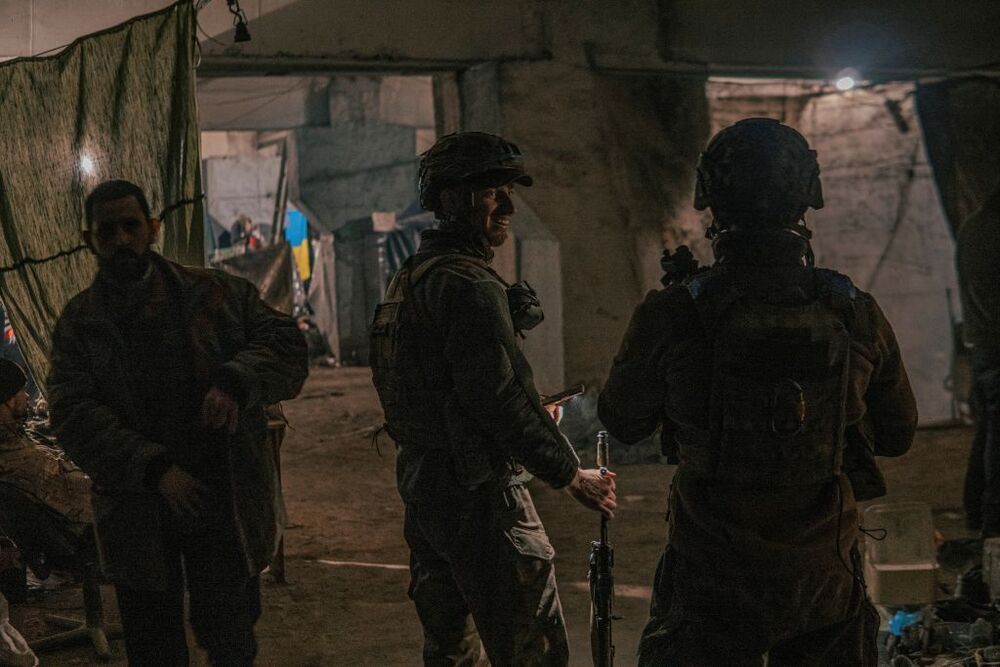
[599,119,917,666]
[370,132,617,666]
[47,180,308,666]
[957,185,1000,535]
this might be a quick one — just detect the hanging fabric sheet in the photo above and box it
[916,77,1000,235]
[0,1,203,395]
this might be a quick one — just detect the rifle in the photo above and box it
[589,430,615,666]
[660,245,702,287]
[658,246,704,463]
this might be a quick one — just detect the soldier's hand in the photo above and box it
[201,386,239,434]
[544,403,563,424]
[158,465,210,520]
[566,468,617,518]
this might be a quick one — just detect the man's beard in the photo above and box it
[97,247,152,283]
[485,217,511,247]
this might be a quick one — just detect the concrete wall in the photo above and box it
[200,131,262,159]
[511,195,564,395]
[800,86,960,424]
[293,122,417,233]
[288,75,433,234]
[203,155,282,235]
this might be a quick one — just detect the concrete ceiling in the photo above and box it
[4,1,998,78]
[658,0,1000,77]
[0,0,547,66]
[0,0,265,58]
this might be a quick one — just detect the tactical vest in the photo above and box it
[369,252,504,487]
[676,267,858,486]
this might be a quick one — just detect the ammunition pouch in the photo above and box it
[507,281,544,333]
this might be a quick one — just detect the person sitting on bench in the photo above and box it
[0,359,92,571]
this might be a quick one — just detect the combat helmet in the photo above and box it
[418,132,532,211]
[694,118,823,237]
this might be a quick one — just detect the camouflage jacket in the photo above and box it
[0,426,92,529]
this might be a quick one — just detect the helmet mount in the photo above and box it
[694,118,823,237]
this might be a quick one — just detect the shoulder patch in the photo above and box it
[685,268,726,302]
[814,268,857,300]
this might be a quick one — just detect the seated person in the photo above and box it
[0,360,92,570]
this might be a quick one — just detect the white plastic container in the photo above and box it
[982,538,1000,601]
[863,502,938,606]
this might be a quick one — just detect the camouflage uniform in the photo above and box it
[0,428,92,530]
[599,119,918,666]
[370,133,578,666]
[0,426,93,567]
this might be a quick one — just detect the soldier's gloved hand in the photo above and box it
[158,465,210,520]
[201,386,239,434]
[565,468,617,518]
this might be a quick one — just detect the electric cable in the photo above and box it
[213,79,307,127]
[0,194,205,275]
[864,140,923,291]
[0,245,88,276]
[197,20,228,48]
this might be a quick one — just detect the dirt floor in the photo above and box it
[19,366,975,666]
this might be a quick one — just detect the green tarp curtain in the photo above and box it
[0,1,203,395]
[916,77,1000,236]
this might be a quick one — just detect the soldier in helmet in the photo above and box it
[598,118,917,665]
[370,132,617,665]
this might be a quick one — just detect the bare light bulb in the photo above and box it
[835,77,856,91]
[833,68,861,91]
[79,154,95,175]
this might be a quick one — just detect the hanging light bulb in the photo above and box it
[226,0,252,43]
[79,153,96,176]
[834,68,861,91]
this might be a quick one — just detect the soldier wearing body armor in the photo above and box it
[599,118,917,666]
[369,132,617,666]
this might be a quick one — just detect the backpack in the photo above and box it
[679,268,857,486]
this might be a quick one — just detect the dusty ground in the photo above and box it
[21,366,974,665]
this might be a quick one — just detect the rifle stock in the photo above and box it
[589,431,615,666]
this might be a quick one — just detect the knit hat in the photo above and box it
[0,360,26,405]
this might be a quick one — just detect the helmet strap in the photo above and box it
[437,187,492,249]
